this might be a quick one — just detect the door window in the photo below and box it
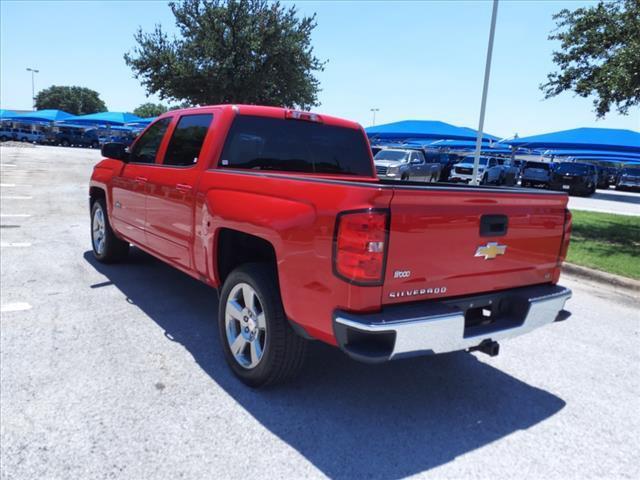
[163,114,213,167]
[129,118,171,164]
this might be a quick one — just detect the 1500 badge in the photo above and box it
[389,287,447,299]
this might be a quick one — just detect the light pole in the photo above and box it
[370,108,380,126]
[26,67,39,110]
[470,0,499,186]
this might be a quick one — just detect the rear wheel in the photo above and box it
[401,173,409,181]
[91,199,129,263]
[61,138,70,147]
[218,263,307,387]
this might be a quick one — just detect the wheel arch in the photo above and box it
[215,228,278,287]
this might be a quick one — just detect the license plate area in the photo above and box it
[562,185,570,190]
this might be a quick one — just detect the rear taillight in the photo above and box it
[558,209,572,264]
[333,209,389,285]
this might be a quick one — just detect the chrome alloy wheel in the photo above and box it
[92,204,106,255]
[225,283,267,369]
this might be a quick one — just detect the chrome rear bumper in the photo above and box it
[333,284,572,363]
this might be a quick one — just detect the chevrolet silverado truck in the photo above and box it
[90,105,573,387]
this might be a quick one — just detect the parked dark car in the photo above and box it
[48,126,101,148]
[615,166,640,191]
[521,161,553,188]
[548,162,597,196]
[596,165,619,189]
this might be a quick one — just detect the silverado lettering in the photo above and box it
[89,104,573,387]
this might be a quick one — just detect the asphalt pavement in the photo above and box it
[1,145,639,480]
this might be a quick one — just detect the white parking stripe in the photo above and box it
[0,164,17,167]
[0,214,32,218]
[0,184,32,188]
[0,196,33,200]
[0,242,31,247]
[1,302,32,313]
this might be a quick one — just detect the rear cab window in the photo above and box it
[218,115,373,176]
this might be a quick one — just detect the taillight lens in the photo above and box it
[333,209,389,285]
[558,209,572,264]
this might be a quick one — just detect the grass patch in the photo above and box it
[567,210,640,279]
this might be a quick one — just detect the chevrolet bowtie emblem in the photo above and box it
[475,242,507,260]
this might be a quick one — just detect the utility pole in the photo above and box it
[370,108,380,126]
[471,0,499,186]
[26,67,39,110]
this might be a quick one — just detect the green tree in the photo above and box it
[124,0,325,109]
[541,0,640,117]
[133,102,168,118]
[34,86,107,115]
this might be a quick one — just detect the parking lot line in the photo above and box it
[0,242,32,247]
[0,196,33,200]
[0,164,17,167]
[0,214,32,218]
[0,184,32,188]
[0,302,32,313]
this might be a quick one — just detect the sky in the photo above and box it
[1,0,638,137]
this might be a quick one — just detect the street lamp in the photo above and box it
[26,67,39,111]
[370,108,380,126]
[470,0,499,186]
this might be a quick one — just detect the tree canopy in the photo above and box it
[34,86,107,115]
[124,0,325,109]
[541,0,640,117]
[133,102,168,118]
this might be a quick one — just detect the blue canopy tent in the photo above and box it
[125,117,156,129]
[9,109,73,123]
[366,120,501,142]
[507,128,640,154]
[541,149,640,160]
[0,109,19,119]
[61,112,143,126]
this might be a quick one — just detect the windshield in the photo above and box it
[460,157,488,166]
[524,161,550,170]
[374,150,409,162]
[621,167,640,176]
[556,163,591,174]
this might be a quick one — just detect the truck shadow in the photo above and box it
[84,248,565,479]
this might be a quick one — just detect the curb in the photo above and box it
[562,263,640,293]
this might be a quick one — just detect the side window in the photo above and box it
[163,114,213,167]
[410,152,421,164]
[416,151,426,163]
[130,118,171,164]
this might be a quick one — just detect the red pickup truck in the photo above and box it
[90,105,572,387]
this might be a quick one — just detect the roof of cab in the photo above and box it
[158,104,363,130]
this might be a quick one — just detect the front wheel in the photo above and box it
[218,263,307,387]
[91,199,129,263]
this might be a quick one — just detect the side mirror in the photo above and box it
[101,142,129,162]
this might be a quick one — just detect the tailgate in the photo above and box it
[383,187,568,305]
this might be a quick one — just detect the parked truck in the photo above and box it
[90,105,573,387]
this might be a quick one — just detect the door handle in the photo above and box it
[135,176,148,184]
[175,183,192,192]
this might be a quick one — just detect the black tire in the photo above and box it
[0,136,8,142]
[21,137,28,142]
[90,199,129,263]
[91,140,99,149]
[61,138,70,147]
[218,263,307,387]
[401,173,409,181]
